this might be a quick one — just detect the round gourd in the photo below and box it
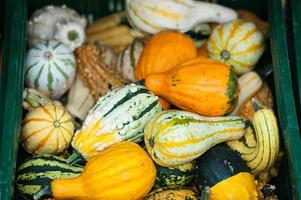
[116,39,145,82]
[207,19,265,75]
[155,162,195,187]
[49,142,156,200]
[21,101,74,155]
[144,186,198,200]
[25,40,76,99]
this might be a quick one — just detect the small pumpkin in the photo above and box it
[144,58,239,117]
[21,101,74,155]
[207,19,265,75]
[144,186,198,200]
[49,142,156,200]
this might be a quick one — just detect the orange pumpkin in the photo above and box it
[51,141,156,200]
[198,40,208,58]
[144,58,239,116]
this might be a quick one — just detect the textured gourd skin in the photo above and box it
[144,186,198,200]
[21,102,74,155]
[144,110,245,166]
[208,20,265,75]
[51,142,156,200]
[144,58,239,117]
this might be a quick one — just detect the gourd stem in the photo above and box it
[199,187,210,200]
[33,186,51,200]
[251,98,263,112]
[67,150,84,165]
[134,80,145,86]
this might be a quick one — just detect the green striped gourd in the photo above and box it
[227,100,280,175]
[208,20,265,75]
[116,39,145,82]
[21,101,74,155]
[25,40,76,99]
[144,110,246,167]
[144,186,198,200]
[15,155,82,199]
[126,0,237,34]
[68,84,162,164]
[155,162,195,187]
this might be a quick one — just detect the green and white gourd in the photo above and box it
[116,40,145,82]
[15,155,82,199]
[25,40,76,99]
[68,84,162,163]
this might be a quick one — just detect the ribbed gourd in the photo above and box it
[144,110,246,167]
[144,58,239,117]
[207,19,265,75]
[68,84,162,164]
[227,100,280,175]
[15,155,82,200]
[144,186,198,200]
[25,40,76,99]
[21,101,74,155]
[155,162,195,187]
[48,142,156,200]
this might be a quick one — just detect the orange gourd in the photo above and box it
[198,41,208,58]
[144,58,239,116]
[51,141,156,200]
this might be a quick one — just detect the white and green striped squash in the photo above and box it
[15,155,82,199]
[25,40,76,99]
[116,39,145,82]
[227,102,280,175]
[207,20,265,75]
[155,162,195,187]
[69,84,162,163]
[144,110,246,167]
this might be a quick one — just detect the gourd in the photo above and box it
[25,40,76,99]
[229,71,263,116]
[227,100,280,175]
[135,31,197,80]
[198,40,208,57]
[155,162,195,187]
[195,146,260,200]
[144,110,245,167]
[38,142,156,200]
[67,84,162,164]
[116,39,145,82]
[207,19,265,75]
[21,102,74,155]
[144,58,239,117]
[126,0,237,34]
[15,155,82,200]
[23,88,51,111]
[28,5,87,50]
[144,186,198,200]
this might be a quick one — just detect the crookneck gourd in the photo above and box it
[144,110,245,167]
[207,19,265,75]
[195,145,261,200]
[144,58,239,117]
[38,142,156,200]
[67,84,162,164]
[75,43,129,100]
[227,100,280,175]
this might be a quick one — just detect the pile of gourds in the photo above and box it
[17,0,281,199]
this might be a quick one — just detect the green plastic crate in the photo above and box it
[0,0,301,199]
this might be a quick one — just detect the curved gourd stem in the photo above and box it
[33,186,51,200]
[227,99,280,175]
[67,150,85,165]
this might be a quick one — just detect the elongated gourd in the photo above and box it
[144,58,239,117]
[144,110,246,167]
[68,84,162,164]
[227,100,280,175]
[50,142,156,200]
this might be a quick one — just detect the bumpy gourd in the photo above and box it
[144,186,198,200]
[144,58,239,117]
[51,142,156,200]
[21,102,74,155]
[126,0,237,34]
[25,40,76,99]
[208,19,265,75]
[68,84,162,163]
[28,5,87,50]
[144,110,245,166]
